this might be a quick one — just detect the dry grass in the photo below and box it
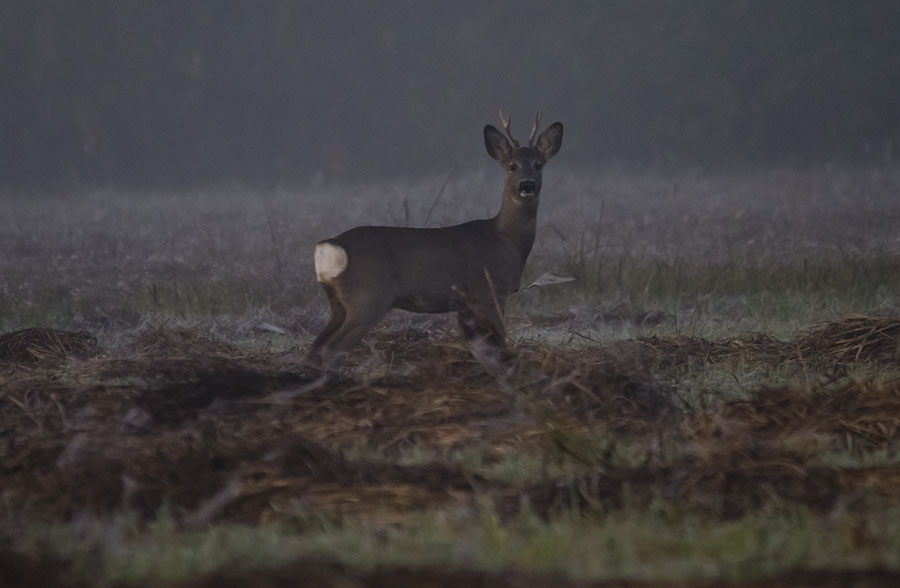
[3,315,900,531]
[632,314,900,370]
[0,328,97,367]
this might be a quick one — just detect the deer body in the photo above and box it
[308,112,563,366]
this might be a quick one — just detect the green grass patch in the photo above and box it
[12,502,900,585]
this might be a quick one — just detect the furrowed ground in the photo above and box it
[3,165,900,587]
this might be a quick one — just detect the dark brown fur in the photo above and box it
[308,113,563,366]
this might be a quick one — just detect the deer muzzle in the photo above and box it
[518,180,537,197]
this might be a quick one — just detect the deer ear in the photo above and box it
[484,125,513,162]
[536,122,563,160]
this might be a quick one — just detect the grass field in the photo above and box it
[3,164,900,587]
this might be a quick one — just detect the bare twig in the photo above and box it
[423,168,455,228]
[263,201,285,290]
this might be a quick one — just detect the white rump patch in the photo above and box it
[314,242,348,282]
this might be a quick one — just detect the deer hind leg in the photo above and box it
[306,283,347,365]
[316,291,393,367]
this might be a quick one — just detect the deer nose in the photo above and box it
[518,180,537,195]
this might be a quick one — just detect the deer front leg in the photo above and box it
[456,296,507,351]
[457,297,513,381]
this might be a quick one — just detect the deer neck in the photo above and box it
[494,190,537,262]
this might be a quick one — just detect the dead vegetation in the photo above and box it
[2,315,900,527]
[0,324,671,525]
[686,378,900,451]
[0,328,97,368]
[636,314,900,369]
[4,315,900,585]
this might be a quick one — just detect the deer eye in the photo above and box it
[534,161,543,170]
[508,162,519,172]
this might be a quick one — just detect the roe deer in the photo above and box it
[307,110,563,367]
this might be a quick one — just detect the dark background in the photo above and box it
[3,0,900,187]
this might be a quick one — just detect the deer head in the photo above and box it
[483,110,564,208]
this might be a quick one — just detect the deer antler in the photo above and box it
[528,110,543,147]
[498,109,520,148]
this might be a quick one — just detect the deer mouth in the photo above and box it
[518,180,537,198]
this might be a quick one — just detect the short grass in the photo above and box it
[16,503,900,584]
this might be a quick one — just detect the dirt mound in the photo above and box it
[519,446,900,520]
[14,421,891,525]
[0,326,671,524]
[796,314,900,365]
[3,430,488,524]
[636,332,788,367]
[0,328,97,367]
[5,319,900,527]
[686,377,900,451]
[129,327,244,355]
[633,314,900,369]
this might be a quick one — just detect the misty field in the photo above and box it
[4,164,900,587]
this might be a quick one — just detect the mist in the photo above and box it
[9,4,900,582]
[3,1,900,187]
